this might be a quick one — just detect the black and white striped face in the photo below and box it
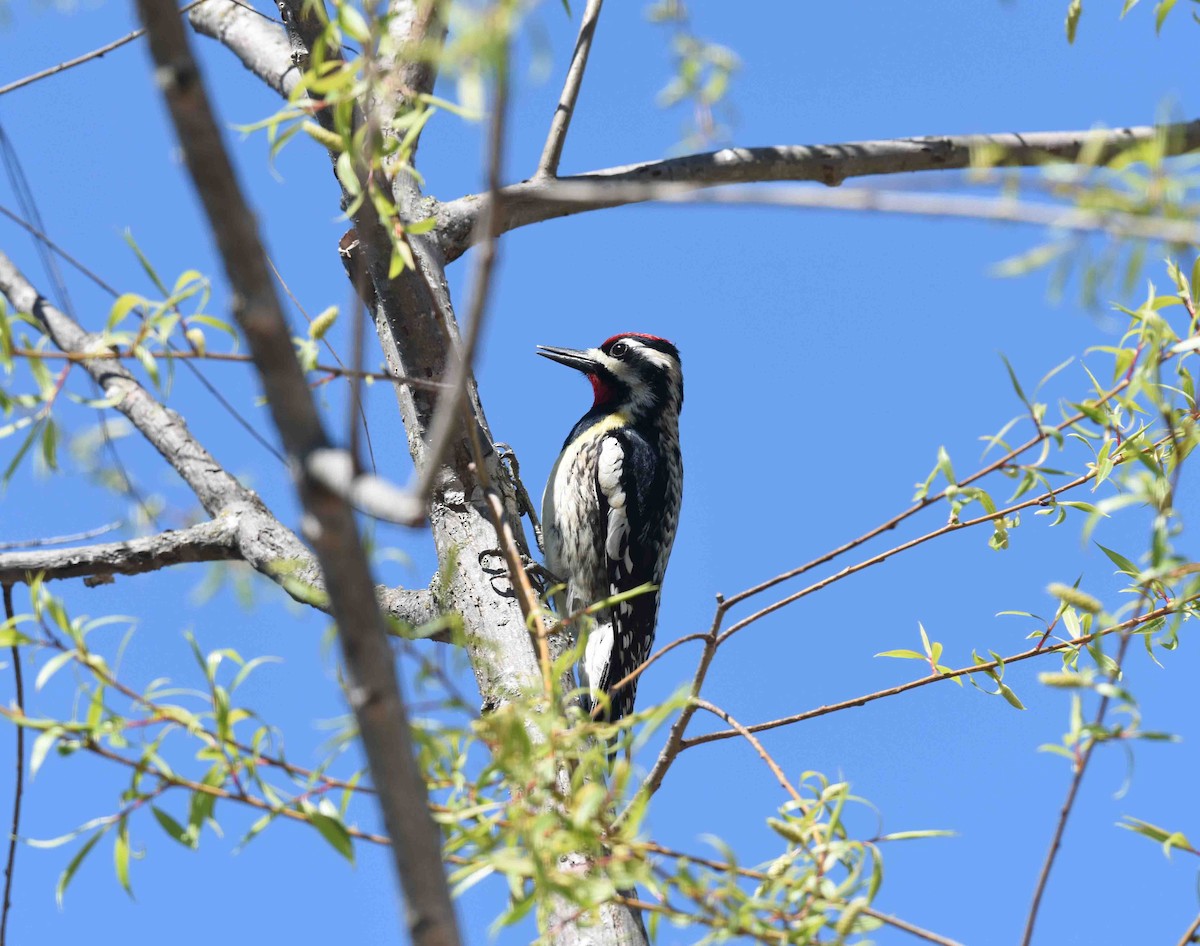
[537,333,683,419]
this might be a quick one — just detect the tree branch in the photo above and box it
[133,4,460,945]
[438,120,1200,260]
[448,180,1200,247]
[0,519,240,585]
[0,0,211,98]
[0,251,434,627]
[1019,607,1140,946]
[188,0,296,96]
[680,595,1194,750]
[535,0,604,178]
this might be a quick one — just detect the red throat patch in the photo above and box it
[588,373,616,407]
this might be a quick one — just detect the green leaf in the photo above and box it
[875,829,956,842]
[235,812,277,852]
[56,828,107,907]
[0,299,12,368]
[40,419,58,471]
[1096,543,1139,577]
[1155,0,1178,32]
[35,649,77,691]
[151,806,196,849]
[30,726,62,777]
[1066,0,1083,42]
[999,354,1030,408]
[230,655,282,692]
[113,817,132,896]
[307,810,354,863]
[3,417,45,486]
[875,649,925,660]
[335,151,361,197]
[107,293,145,332]
[338,4,370,43]
[0,628,31,648]
[936,446,957,486]
[122,231,169,296]
[998,683,1026,710]
[406,216,438,235]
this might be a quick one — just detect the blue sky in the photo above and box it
[1,2,1199,945]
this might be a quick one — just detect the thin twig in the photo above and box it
[1,202,286,463]
[80,738,390,844]
[0,585,23,946]
[0,0,206,98]
[9,346,445,389]
[625,601,726,808]
[535,0,604,178]
[859,907,967,946]
[723,373,1134,614]
[692,698,801,804]
[682,593,1198,749]
[267,254,379,473]
[0,521,123,550]
[1176,912,1200,946]
[717,420,1176,648]
[604,632,709,703]
[1019,617,1139,946]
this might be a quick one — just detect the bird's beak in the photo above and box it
[536,345,599,374]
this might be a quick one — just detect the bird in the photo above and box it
[538,333,684,725]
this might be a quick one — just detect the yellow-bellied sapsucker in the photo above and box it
[538,333,683,723]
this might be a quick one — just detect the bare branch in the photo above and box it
[0,252,434,627]
[10,345,444,388]
[438,120,1200,260]
[858,908,967,946]
[681,594,1195,750]
[631,607,723,804]
[535,0,604,178]
[692,698,801,805]
[1020,606,1141,946]
[0,519,240,585]
[0,521,123,550]
[446,180,1200,257]
[714,419,1175,649]
[0,585,24,946]
[0,0,207,98]
[133,5,460,945]
[1176,913,1200,946]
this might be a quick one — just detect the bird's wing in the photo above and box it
[592,430,662,721]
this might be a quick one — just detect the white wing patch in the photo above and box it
[583,621,613,695]
[598,437,632,571]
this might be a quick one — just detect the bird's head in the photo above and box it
[537,333,683,420]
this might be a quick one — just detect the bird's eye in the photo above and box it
[610,341,629,358]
